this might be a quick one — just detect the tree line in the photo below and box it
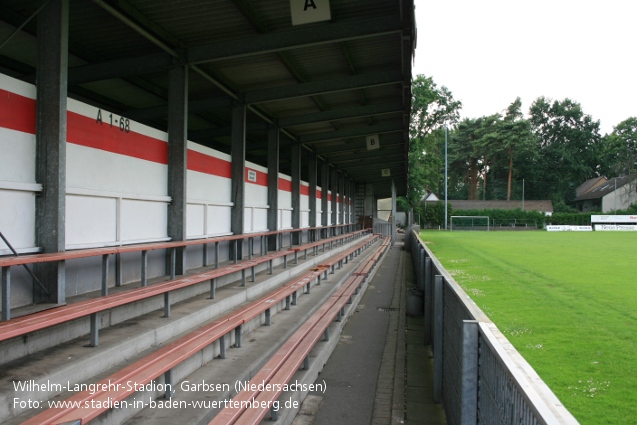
[405,74,637,213]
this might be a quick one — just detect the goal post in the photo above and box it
[450,216,490,231]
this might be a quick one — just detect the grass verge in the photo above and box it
[420,230,637,425]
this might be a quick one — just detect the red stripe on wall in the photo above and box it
[301,185,310,196]
[327,193,332,202]
[189,150,231,177]
[0,89,36,134]
[0,87,247,180]
[317,189,322,199]
[279,178,292,192]
[67,111,168,164]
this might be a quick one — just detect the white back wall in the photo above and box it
[316,186,323,227]
[278,173,292,229]
[186,144,232,238]
[245,163,268,233]
[301,181,309,228]
[0,74,38,255]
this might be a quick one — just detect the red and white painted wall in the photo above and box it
[0,72,349,257]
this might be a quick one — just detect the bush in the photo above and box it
[552,199,578,213]
[548,213,591,226]
[424,201,452,227]
[452,208,545,227]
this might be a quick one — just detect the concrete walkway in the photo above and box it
[300,234,446,425]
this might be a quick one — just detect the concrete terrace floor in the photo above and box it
[298,233,446,425]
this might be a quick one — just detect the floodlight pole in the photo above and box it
[444,125,448,230]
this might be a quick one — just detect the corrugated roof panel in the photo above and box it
[211,55,298,92]
[130,0,257,45]
[80,79,165,110]
[68,2,162,59]
[361,84,403,103]
[226,0,294,32]
[345,35,403,72]
[264,98,321,119]
[317,90,368,109]
[283,44,351,82]
[330,0,399,20]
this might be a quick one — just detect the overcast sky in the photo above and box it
[413,0,637,135]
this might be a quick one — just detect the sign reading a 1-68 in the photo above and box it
[96,109,131,133]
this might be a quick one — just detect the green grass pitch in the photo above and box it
[419,230,637,425]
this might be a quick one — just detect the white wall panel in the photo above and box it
[0,189,36,253]
[120,199,168,243]
[65,195,117,247]
[0,75,38,254]
[246,183,267,206]
[301,212,309,228]
[278,189,292,209]
[187,171,231,203]
[281,210,292,229]
[327,190,332,225]
[207,206,231,235]
[0,128,35,183]
[187,203,205,238]
[67,144,167,197]
[299,182,310,228]
[254,208,268,231]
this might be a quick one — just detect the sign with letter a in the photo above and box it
[290,0,331,26]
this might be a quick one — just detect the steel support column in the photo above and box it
[167,65,189,275]
[230,103,246,260]
[34,0,69,304]
[267,126,279,251]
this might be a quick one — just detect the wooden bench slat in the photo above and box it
[20,238,378,424]
[0,231,370,342]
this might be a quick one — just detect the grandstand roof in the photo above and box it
[0,0,415,199]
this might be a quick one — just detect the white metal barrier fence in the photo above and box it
[408,229,579,425]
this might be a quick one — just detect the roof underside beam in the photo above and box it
[122,73,403,122]
[299,121,404,145]
[66,15,402,85]
[314,134,406,155]
[244,71,403,105]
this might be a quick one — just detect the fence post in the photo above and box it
[414,245,421,289]
[433,274,443,403]
[418,247,425,291]
[424,257,432,344]
[461,320,479,425]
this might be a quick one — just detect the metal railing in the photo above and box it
[408,229,579,425]
[373,222,392,237]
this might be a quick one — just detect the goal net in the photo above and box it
[450,216,490,231]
